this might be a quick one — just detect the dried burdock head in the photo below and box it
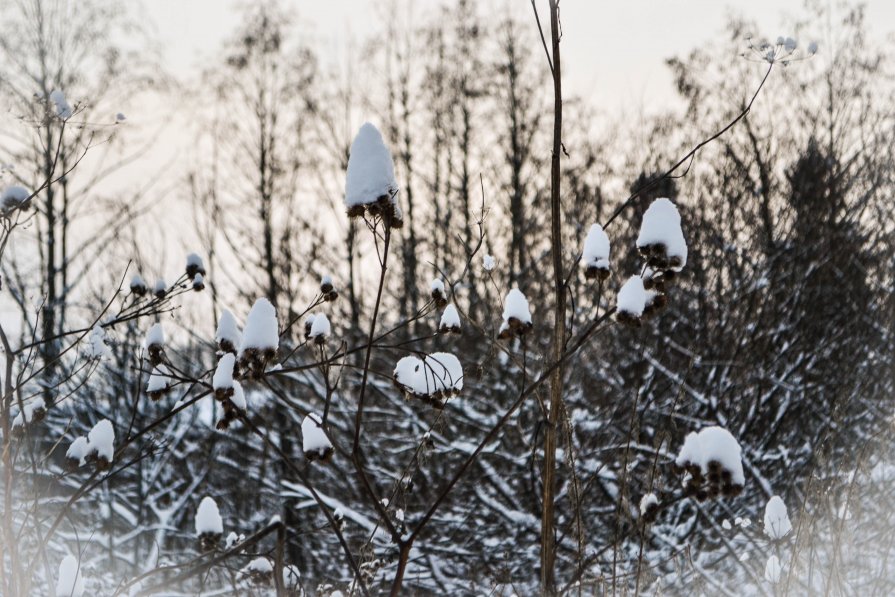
[584,264,610,282]
[146,344,164,367]
[218,338,237,356]
[642,293,668,320]
[431,289,448,309]
[245,564,274,587]
[346,203,366,218]
[304,443,333,463]
[87,452,112,472]
[65,455,81,472]
[304,318,314,341]
[192,274,205,292]
[497,322,514,340]
[389,202,404,229]
[722,483,744,498]
[185,255,206,278]
[439,322,462,336]
[324,290,338,302]
[507,316,533,336]
[198,531,221,552]
[215,409,238,431]
[214,386,234,403]
[154,287,166,300]
[147,388,168,402]
[320,278,334,294]
[641,500,661,524]
[695,488,709,502]
[313,333,326,347]
[616,310,642,328]
[237,347,277,380]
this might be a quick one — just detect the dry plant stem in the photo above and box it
[541,0,565,593]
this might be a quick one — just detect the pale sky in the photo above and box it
[142,0,895,112]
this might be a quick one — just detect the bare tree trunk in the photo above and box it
[540,0,564,593]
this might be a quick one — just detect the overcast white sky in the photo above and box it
[142,0,895,112]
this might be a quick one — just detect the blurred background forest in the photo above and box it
[1,0,893,594]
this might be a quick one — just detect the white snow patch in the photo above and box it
[50,89,73,119]
[765,555,782,583]
[55,555,84,597]
[440,304,461,330]
[309,313,331,340]
[86,325,111,360]
[483,254,495,271]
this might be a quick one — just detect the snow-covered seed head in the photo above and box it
[66,436,89,470]
[243,557,274,587]
[639,493,660,524]
[501,288,533,337]
[153,278,167,299]
[213,353,236,401]
[304,314,316,341]
[192,273,205,292]
[185,252,206,278]
[321,277,338,302]
[636,198,687,272]
[674,426,745,502]
[1,185,31,214]
[215,309,241,355]
[320,275,334,294]
[195,496,224,551]
[11,397,47,438]
[430,278,447,308]
[86,419,115,471]
[582,223,611,281]
[130,274,148,297]
[345,122,399,221]
[146,364,173,401]
[309,313,331,346]
[237,298,279,379]
[301,413,334,462]
[393,352,463,409]
[439,303,462,335]
[144,323,165,365]
[764,495,793,540]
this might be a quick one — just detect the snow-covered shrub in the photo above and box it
[498,288,533,339]
[674,426,744,500]
[439,303,461,335]
[393,352,463,408]
[582,223,611,280]
[763,495,792,540]
[301,413,333,462]
[195,496,224,551]
[238,298,279,379]
[344,122,399,224]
